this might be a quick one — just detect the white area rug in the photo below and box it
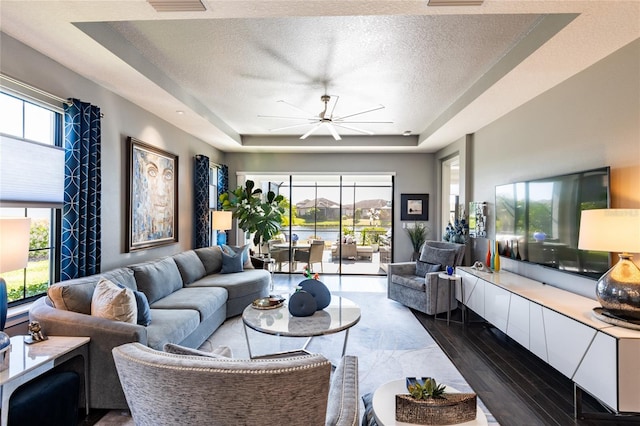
[97,289,497,425]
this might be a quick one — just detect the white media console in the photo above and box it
[456,266,640,414]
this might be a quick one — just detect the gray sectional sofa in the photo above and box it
[29,246,270,410]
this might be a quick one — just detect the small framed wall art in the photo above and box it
[126,137,179,252]
[401,193,429,221]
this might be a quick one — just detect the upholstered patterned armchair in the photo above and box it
[112,342,359,426]
[387,240,466,315]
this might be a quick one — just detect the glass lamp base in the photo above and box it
[595,254,640,321]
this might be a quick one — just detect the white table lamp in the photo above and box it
[578,209,640,325]
[212,210,233,246]
[0,218,31,370]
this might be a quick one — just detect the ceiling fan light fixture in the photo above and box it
[147,0,206,12]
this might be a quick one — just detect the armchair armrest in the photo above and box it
[326,355,359,426]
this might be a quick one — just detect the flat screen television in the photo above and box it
[495,167,610,279]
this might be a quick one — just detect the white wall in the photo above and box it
[468,38,640,298]
[224,152,436,262]
[1,34,225,271]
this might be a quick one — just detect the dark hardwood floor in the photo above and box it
[412,308,640,426]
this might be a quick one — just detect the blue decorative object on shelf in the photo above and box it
[288,290,317,317]
[446,265,454,276]
[298,279,331,310]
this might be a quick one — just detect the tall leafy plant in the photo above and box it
[219,180,285,248]
[406,222,428,260]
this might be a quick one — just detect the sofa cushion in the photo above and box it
[195,246,223,275]
[47,280,97,315]
[131,257,183,304]
[390,274,425,291]
[101,268,137,291]
[172,250,206,284]
[144,308,200,351]
[419,246,457,268]
[133,290,152,326]
[416,261,441,277]
[149,287,227,321]
[188,269,269,300]
[221,249,244,273]
[163,343,231,358]
[91,278,137,324]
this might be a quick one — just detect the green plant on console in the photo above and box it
[219,180,285,247]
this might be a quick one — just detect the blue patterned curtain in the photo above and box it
[217,164,228,210]
[194,155,210,248]
[216,165,229,245]
[61,99,101,280]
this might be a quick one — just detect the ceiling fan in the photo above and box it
[258,95,392,141]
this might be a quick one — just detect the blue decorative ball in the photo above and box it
[288,290,317,317]
[298,279,331,310]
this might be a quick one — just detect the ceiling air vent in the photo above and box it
[148,0,206,12]
[428,0,483,6]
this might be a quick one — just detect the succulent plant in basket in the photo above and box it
[406,377,447,400]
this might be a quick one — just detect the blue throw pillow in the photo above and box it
[113,282,152,326]
[221,244,250,264]
[416,260,441,277]
[221,249,244,273]
[133,290,152,326]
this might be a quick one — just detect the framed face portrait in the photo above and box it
[126,137,179,252]
[401,193,429,221]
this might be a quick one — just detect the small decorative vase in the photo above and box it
[490,241,495,270]
[511,240,517,260]
[288,290,317,317]
[298,279,331,310]
[446,265,454,276]
[494,240,501,272]
[485,240,491,267]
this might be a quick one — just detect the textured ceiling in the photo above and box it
[1,1,639,153]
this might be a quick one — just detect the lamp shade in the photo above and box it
[212,210,233,231]
[0,218,32,273]
[578,209,640,254]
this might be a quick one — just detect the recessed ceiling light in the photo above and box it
[403,131,412,136]
[176,110,184,115]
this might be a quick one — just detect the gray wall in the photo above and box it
[1,34,225,272]
[224,152,437,262]
[465,38,640,298]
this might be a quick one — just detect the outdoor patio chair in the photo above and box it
[294,240,325,272]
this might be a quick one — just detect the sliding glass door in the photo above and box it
[241,174,393,276]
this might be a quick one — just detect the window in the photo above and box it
[0,92,62,305]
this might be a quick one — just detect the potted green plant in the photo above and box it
[219,180,285,254]
[406,222,428,261]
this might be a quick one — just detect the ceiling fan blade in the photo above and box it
[326,123,342,141]
[331,123,375,135]
[300,123,322,140]
[258,114,316,120]
[328,95,340,119]
[334,104,385,121]
[277,100,317,118]
[269,122,320,132]
[334,120,394,124]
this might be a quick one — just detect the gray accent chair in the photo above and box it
[112,343,359,426]
[387,240,466,315]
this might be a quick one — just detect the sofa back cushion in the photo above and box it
[195,246,223,275]
[131,257,183,304]
[47,267,135,314]
[172,250,206,284]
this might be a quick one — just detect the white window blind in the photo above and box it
[0,135,64,206]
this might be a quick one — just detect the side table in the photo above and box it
[371,379,488,426]
[435,273,463,325]
[0,335,90,426]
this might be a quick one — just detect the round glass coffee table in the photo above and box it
[242,295,361,359]
[372,380,488,426]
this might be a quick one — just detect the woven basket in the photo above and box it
[395,393,477,425]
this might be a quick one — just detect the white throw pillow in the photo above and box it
[91,278,137,323]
